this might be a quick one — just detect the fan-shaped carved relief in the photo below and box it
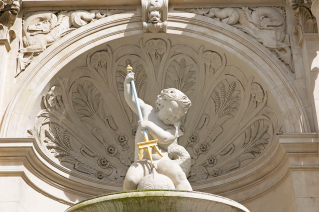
[32,38,278,184]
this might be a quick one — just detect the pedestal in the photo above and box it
[66,190,250,212]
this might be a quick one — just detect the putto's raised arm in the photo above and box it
[124,70,148,115]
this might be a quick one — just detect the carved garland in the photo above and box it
[33,38,278,184]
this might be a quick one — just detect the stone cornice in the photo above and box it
[0,138,122,198]
[21,0,285,8]
[194,133,318,203]
[279,133,318,153]
[2,134,316,204]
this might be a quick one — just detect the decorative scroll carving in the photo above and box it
[142,0,168,33]
[186,7,293,72]
[16,9,126,77]
[33,38,278,184]
[291,0,318,45]
[0,0,20,41]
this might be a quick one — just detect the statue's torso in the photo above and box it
[133,107,176,161]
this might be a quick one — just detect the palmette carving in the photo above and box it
[186,7,293,72]
[165,58,196,97]
[188,78,277,182]
[33,38,278,184]
[33,50,134,183]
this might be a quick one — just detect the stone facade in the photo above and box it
[0,0,318,211]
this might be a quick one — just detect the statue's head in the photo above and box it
[155,88,191,125]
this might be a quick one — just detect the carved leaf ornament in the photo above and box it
[33,38,278,184]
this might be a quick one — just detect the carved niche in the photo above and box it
[32,37,279,185]
[142,0,168,33]
[17,9,126,76]
[185,7,294,72]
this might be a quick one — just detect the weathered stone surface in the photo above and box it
[65,190,250,212]
[1,1,319,212]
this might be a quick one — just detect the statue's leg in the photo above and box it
[123,160,151,191]
[157,158,192,191]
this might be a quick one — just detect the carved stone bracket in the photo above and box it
[142,0,168,33]
[0,0,20,45]
[311,0,319,33]
[291,0,318,45]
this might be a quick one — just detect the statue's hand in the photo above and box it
[138,120,148,130]
[125,72,135,82]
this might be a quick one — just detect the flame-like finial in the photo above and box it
[126,64,133,72]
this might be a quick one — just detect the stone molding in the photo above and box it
[21,0,286,8]
[65,190,250,212]
[1,134,316,205]
[0,138,120,201]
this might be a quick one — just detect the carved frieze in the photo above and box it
[32,38,278,184]
[17,9,126,76]
[185,7,294,72]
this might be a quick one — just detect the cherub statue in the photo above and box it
[123,71,192,191]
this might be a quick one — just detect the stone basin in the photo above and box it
[65,190,250,212]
